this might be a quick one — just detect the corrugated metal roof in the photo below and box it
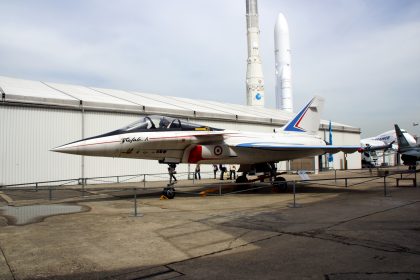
[46,82,135,105]
[0,76,73,100]
[0,76,360,132]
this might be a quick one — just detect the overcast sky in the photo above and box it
[0,0,419,137]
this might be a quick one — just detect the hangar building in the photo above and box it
[0,76,361,185]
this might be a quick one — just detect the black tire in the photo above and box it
[273,177,288,192]
[235,175,249,183]
[163,187,176,199]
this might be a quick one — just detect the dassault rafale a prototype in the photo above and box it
[52,96,359,197]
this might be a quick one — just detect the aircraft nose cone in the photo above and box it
[50,141,83,155]
[50,145,66,153]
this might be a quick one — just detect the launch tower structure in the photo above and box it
[245,0,265,107]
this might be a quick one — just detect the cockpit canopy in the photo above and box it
[79,115,223,143]
[120,115,222,133]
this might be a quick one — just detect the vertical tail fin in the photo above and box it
[282,96,324,134]
[395,124,411,148]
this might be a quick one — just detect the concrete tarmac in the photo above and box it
[0,173,419,279]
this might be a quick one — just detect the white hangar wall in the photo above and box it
[0,76,361,185]
[0,106,82,184]
[330,130,361,170]
[316,130,361,170]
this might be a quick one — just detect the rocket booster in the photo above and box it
[246,0,265,107]
[275,13,293,112]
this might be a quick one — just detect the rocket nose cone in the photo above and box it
[275,12,289,33]
[274,12,291,49]
[277,12,286,20]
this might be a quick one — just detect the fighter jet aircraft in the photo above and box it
[395,124,420,169]
[52,96,359,197]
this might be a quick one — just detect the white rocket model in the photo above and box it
[245,0,265,107]
[274,13,293,112]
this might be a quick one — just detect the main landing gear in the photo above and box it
[235,162,288,192]
[272,176,288,192]
[235,173,288,191]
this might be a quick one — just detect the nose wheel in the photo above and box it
[272,176,288,192]
[162,185,176,199]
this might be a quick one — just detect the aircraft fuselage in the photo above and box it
[52,129,326,164]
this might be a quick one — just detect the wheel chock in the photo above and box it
[199,191,207,197]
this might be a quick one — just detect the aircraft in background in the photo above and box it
[360,128,416,167]
[395,124,420,169]
[52,96,359,198]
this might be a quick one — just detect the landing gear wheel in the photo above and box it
[162,187,176,199]
[273,177,288,192]
[235,175,249,183]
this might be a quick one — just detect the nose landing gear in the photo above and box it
[162,184,176,199]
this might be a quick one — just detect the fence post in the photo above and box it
[134,188,137,217]
[288,181,299,208]
[49,186,52,201]
[117,176,120,184]
[334,169,337,185]
[82,178,86,197]
[345,178,348,188]
[383,175,388,196]
[35,183,38,192]
[132,188,143,217]
[143,174,146,189]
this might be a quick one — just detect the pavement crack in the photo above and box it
[217,217,419,255]
[226,229,252,250]
[324,200,420,230]
[284,230,420,256]
[187,200,420,256]
[107,265,184,280]
[0,241,15,280]
[166,232,283,267]
[325,271,420,279]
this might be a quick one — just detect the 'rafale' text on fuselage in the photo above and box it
[122,137,149,144]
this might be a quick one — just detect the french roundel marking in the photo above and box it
[214,146,223,156]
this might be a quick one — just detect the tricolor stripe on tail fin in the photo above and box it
[282,96,324,134]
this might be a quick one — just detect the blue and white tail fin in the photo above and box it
[282,96,324,135]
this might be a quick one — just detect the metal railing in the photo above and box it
[0,171,216,189]
[0,168,417,219]
[1,165,410,189]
